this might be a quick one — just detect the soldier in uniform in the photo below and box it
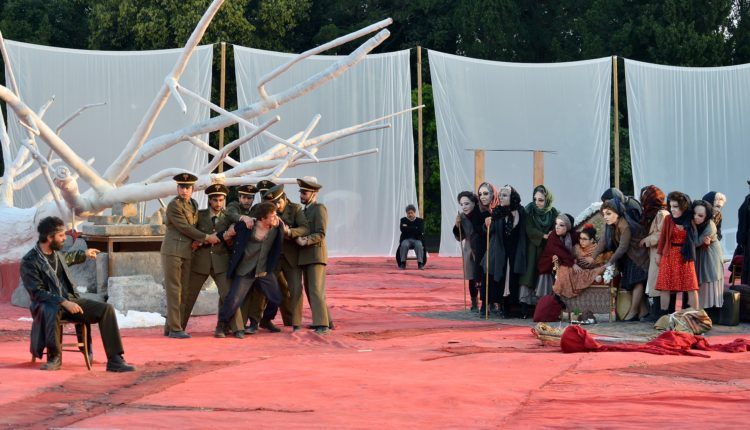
[183,184,245,338]
[216,202,284,334]
[255,179,277,199]
[160,173,220,339]
[246,184,308,333]
[295,177,332,334]
[226,184,257,219]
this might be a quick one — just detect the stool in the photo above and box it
[31,320,92,370]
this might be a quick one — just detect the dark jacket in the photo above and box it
[538,232,580,275]
[223,221,283,280]
[483,208,527,282]
[399,217,424,243]
[20,247,87,358]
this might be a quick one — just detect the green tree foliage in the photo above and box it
[2,0,749,234]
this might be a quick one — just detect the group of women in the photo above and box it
[453,183,727,321]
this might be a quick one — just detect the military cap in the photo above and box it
[256,179,277,193]
[297,176,322,192]
[205,184,229,196]
[263,184,285,201]
[173,172,198,185]
[237,184,258,196]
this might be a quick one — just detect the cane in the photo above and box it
[458,214,467,312]
[485,219,491,320]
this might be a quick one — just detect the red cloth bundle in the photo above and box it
[560,325,750,358]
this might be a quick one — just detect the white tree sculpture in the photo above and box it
[0,0,415,263]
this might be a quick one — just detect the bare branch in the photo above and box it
[38,96,55,119]
[104,0,227,184]
[200,115,280,174]
[257,18,393,101]
[55,102,107,135]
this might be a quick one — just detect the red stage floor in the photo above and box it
[1,257,749,429]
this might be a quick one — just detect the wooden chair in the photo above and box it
[31,320,92,370]
[729,263,743,285]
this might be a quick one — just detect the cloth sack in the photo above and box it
[654,308,713,335]
[533,295,563,322]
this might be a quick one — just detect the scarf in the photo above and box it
[702,191,723,240]
[477,182,500,213]
[555,214,574,252]
[525,185,557,231]
[692,200,714,236]
[671,194,697,262]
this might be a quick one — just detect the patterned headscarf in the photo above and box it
[477,182,500,212]
[526,185,557,230]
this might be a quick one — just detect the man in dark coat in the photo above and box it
[396,204,426,269]
[215,202,283,333]
[20,216,135,372]
[738,180,750,284]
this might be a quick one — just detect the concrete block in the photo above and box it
[11,284,30,309]
[69,257,97,293]
[107,275,166,315]
[190,277,219,316]
[96,253,109,295]
[79,224,166,236]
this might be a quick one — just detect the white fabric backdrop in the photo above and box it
[3,41,213,212]
[234,46,416,257]
[430,51,612,256]
[626,59,750,256]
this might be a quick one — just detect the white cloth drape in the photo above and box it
[3,41,213,212]
[430,51,612,256]
[626,59,750,256]
[234,46,416,256]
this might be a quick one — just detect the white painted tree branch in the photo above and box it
[104,0,226,184]
[200,115,280,174]
[38,96,55,119]
[55,102,107,135]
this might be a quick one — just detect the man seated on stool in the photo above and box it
[397,204,426,270]
[20,216,136,372]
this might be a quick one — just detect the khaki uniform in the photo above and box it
[160,196,206,332]
[248,200,308,325]
[183,208,243,331]
[226,201,255,218]
[299,202,330,326]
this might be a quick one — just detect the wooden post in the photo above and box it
[218,42,227,173]
[417,46,424,216]
[533,151,544,187]
[612,55,620,189]
[474,150,485,191]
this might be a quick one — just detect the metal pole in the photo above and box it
[417,46,424,215]
[612,56,620,189]
[218,42,227,173]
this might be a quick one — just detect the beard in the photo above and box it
[50,238,65,251]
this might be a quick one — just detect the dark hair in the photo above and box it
[667,191,690,212]
[405,204,417,213]
[580,223,597,241]
[255,202,277,220]
[38,216,64,243]
[456,191,478,205]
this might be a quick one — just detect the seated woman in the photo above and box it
[551,223,607,298]
[537,214,577,297]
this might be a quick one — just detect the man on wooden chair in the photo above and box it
[20,216,136,372]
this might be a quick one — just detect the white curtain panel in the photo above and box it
[626,59,750,256]
[234,46,416,257]
[3,41,213,213]
[430,51,612,256]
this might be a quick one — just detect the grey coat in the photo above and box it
[695,220,724,284]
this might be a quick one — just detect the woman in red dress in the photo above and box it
[655,191,699,313]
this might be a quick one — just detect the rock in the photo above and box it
[190,277,219,316]
[107,275,166,315]
[112,202,138,218]
[69,257,97,293]
[11,284,30,309]
[96,254,109,295]
[149,208,166,225]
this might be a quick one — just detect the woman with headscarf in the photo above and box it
[536,213,575,295]
[602,187,642,223]
[476,182,500,314]
[702,191,726,241]
[587,198,649,321]
[453,191,486,311]
[638,185,670,315]
[655,192,699,313]
[692,200,725,309]
[553,223,608,298]
[483,184,526,318]
[519,185,559,317]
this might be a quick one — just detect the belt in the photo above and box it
[670,243,683,247]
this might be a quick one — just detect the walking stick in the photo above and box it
[485,219,491,320]
[458,215,467,312]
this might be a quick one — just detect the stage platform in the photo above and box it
[1,257,749,429]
